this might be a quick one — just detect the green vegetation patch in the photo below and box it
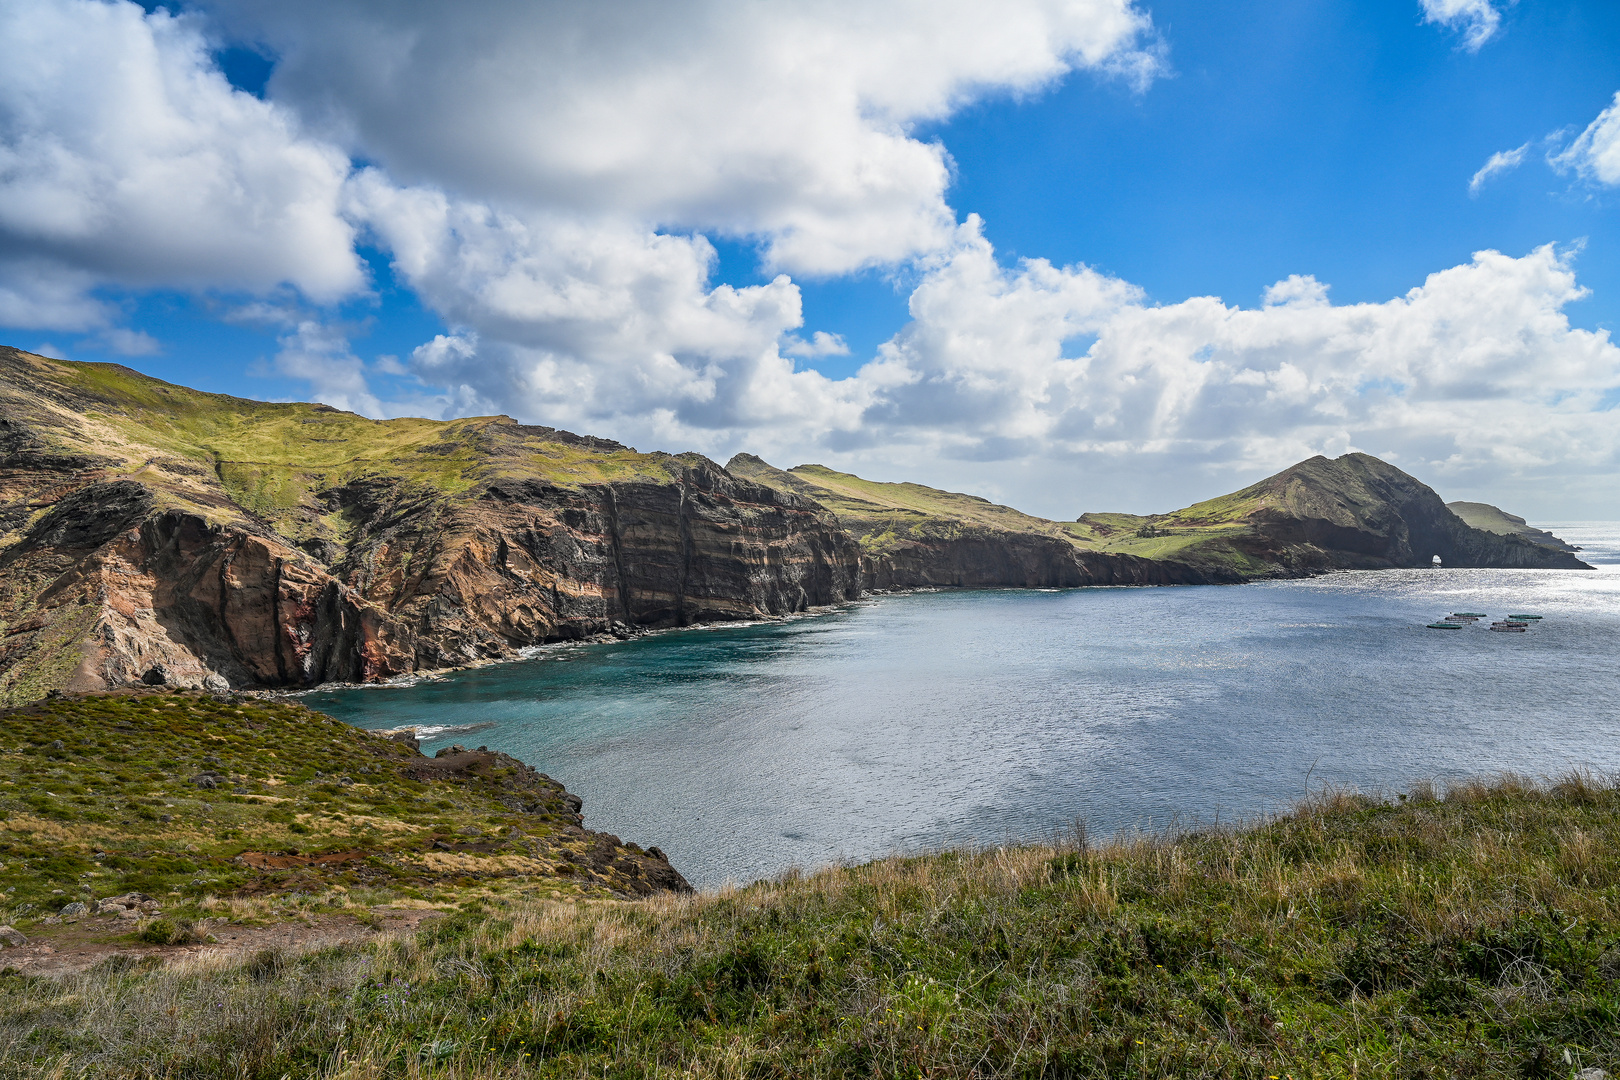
[0,604,98,710]
[0,693,607,921]
[6,774,1620,1077]
[729,455,1099,557]
[3,353,710,528]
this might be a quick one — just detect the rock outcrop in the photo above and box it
[858,532,1227,589]
[1207,455,1591,572]
[725,454,1231,589]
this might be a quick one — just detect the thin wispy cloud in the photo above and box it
[1469,143,1528,195]
[1418,0,1504,51]
[784,331,851,358]
[1550,91,1620,187]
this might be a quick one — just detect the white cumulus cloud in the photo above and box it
[1469,143,1528,195]
[0,0,1162,372]
[209,0,1162,276]
[1418,0,1503,51]
[0,0,362,332]
[375,218,1619,518]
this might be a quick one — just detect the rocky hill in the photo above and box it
[1108,454,1592,575]
[0,349,1590,701]
[735,451,1590,587]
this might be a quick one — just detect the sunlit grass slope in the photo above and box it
[0,692,634,921]
[6,774,1619,1077]
[1,348,693,543]
[1447,502,1578,552]
[729,453,1277,572]
[726,454,1085,557]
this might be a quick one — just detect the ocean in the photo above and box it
[306,523,1620,888]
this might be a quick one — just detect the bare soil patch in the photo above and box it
[0,906,445,977]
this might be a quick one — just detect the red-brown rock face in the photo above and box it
[0,460,862,700]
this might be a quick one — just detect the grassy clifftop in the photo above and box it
[0,692,684,923]
[1,347,696,546]
[726,455,1078,558]
[4,773,1618,1077]
[1449,501,1580,553]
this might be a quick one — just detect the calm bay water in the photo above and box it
[307,523,1620,889]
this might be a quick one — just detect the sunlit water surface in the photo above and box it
[308,523,1620,888]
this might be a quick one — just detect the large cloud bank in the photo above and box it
[0,0,1616,516]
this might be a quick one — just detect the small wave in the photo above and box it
[373,721,497,740]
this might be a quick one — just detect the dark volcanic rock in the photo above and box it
[1226,454,1590,572]
[862,532,1227,590]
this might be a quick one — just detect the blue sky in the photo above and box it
[3,0,1619,516]
[780,0,1620,378]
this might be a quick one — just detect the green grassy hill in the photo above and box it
[726,455,1081,558]
[1,347,695,554]
[1448,502,1580,553]
[4,771,1618,1077]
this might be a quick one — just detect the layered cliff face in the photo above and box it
[0,349,860,704]
[726,455,1240,588]
[0,348,1590,704]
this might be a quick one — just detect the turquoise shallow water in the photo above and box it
[307,523,1620,889]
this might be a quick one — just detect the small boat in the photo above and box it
[1426,622,1464,630]
[1507,614,1542,620]
[1489,624,1526,633]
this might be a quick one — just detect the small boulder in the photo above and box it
[141,665,168,686]
[59,901,87,918]
[202,672,230,694]
[0,926,25,947]
[96,892,161,919]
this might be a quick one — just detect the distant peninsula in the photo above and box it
[0,347,1589,703]
[1447,500,1582,553]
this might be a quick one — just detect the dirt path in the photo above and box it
[0,907,446,977]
